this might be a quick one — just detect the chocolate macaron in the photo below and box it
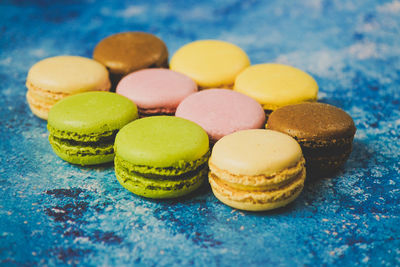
[93,32,168,88]
[266,102,356,176]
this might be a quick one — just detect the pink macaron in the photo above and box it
[175,89,266,143]
[116,68,197,116]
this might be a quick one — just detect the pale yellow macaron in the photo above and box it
[234,63,318,111]
[170,40,250,89]
[208,129,306,211]
[26,56,111,120]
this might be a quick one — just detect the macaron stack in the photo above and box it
[26,31,356,212]
[114,116,210,198]
[47,92,138,165]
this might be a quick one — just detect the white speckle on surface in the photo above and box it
[0,57,12,65]
[29,49,46,57]
[117,5,146,18]
[358,243,368,249]
[332,245,349,257]
[52,208,65,214]
[182,6,212,20]
[362,256,370,263]
[105,206,113,212]
[2,232,13,237]
[318,92,327,99]
[357,22,378,33]
[275,49,344,78]
[100,7,111,15]
[74,237,90,244]
[303,0,322,10]
[348,42,378,60]
[377,1,400,13]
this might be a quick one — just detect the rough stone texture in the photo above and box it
[1,0,399,266]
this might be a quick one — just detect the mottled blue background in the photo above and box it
[1,0,400,266]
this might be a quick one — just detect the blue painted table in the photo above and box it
[1,0,399,266]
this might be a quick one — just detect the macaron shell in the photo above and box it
[234,63,318,110]
[114,116,209,167]
[116,69,197,111]
[175,89,265,142]
[48,91,138,134]
[209,129,302,176]
[93,32,168,75]
[26,56,111,94]
[170,40,250,88]
[266,102,356,140]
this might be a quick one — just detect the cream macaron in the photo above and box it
[26,56,111,120]
[234,63,318,113]
[170,40,250,89]
[208,129,306,211]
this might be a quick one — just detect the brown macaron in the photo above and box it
[266,102,356,177]
[93,32,169,89]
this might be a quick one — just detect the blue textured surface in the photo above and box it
[1,0,400,266]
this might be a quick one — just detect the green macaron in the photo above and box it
[48,91,138,165]
[114,116,210,199]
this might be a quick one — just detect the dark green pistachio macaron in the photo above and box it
[47,91,138,165]
[266,102,356,177]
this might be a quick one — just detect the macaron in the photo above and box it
[26,56,111,120]
[114,116,210,199]
[170,40,250,89]
[116,69,197,116]
[266,102,356,176]
[48,92,138,166]
[93,32,169,88]
[175,89,265,144]
[234,63,318,114]
[209,129,306,211]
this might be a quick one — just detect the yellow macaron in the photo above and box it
[234,63,318,112]
[170,40,250,89]
[208,129,306,211]
[26,56,111,120]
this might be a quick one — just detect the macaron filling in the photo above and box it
[115,152,209,198]
[115,150,210,177]
[48,124,118,143]
[209,167,305,204]
[209,157,305,191]
[49,135,114,157]
[138,107,176,117]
